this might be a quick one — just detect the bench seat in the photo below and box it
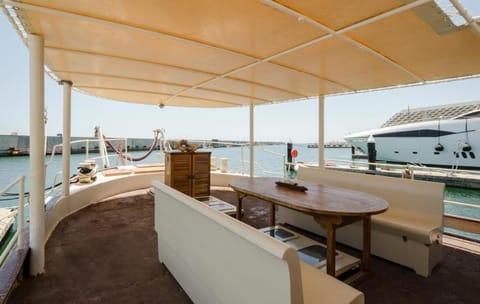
[153,181,364,304]
[278,166,445,277]
[373,213,442,244]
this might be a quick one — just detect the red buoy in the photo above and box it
[290,149,298,158]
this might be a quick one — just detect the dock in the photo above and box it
[323,164,480,189]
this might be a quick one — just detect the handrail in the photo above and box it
[444,200,480,237]
[259,146,287,178]
[47,138,128,167]
[322,158,480,177]
[445,200,480,210]
[0,175,26,265]
[45,137,129,196]
[46,170,63,197]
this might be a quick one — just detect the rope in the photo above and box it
[103,130,160,162]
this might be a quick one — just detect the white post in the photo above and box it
[61,80,72,197]
[249,104,254,177]
[29,34,45,275]
[18,176,25,249]
[318,96,325,168]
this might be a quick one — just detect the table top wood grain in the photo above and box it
[229,177,388,217]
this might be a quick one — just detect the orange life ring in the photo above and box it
[291,149,298,158]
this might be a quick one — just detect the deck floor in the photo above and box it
[8,189,480,304]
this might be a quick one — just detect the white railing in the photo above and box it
[45,137,130,197]
[321,158,480,178]
[444,199,480,237]
[198,141,286,177]
[259,146,287,178]
[46,170,63,198]
[445,200,480,210]
[0,176,26,266]
[47,138,129,167]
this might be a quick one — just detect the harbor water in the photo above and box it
[1,144,479,241]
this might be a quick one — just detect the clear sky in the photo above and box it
[1,7,479,144]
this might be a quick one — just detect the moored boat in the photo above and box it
[345,103,480,170]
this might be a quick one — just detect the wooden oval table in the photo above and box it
[229,177,388,277]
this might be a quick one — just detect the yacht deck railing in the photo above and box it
[323,158,480,177]
[0,176,25,266]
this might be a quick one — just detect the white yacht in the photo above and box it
[345,104,480,169]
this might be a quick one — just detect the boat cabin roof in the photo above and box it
[2,0,480,108]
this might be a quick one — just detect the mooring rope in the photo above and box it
[102,130,161,162]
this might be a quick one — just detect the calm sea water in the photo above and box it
[1,144,479,239]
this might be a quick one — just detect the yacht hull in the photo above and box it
[345,117,480,169]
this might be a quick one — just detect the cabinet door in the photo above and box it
[167,153,192,195]
[191,152,211,198]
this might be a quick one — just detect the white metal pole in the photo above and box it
[449,0,480,38]
[61,80,72,197]
[18,176,25,249]
[318,96,325,168]
[28,34,45,275]
[249,104,254,177]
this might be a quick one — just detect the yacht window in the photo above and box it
[394,151,399,154]
[461,152,467,158]
[434,152,440,155]
[470,152,476,159]
[455,152,459,158]
[412,151,418,154]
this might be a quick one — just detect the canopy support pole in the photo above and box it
[29,34,45,276]
[449,0,480,39]
[249,104,254,177]
[318,96,325,169]
[61,80,72,197]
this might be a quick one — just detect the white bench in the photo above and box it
[152,181,364,304]
[278,166,445,277]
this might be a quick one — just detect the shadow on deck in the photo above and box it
[7,189,480,303]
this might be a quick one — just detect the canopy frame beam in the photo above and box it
[46,46,307,100]
[449,0,480,38]
[260,0,428,83]
[2,0,350,94]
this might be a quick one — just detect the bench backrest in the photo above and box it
[297,167,444,225]
[153,181,303,304]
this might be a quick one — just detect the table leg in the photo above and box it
[326,225,336,276]
[236,193,244,221]
[314,215,342,277]
[270,203,276,227]
[362,216,372,272]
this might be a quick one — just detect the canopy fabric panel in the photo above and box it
[3,0,480,107]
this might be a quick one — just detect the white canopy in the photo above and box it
[2,0,480,107]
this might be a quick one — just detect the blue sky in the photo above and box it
[1,6,479,143]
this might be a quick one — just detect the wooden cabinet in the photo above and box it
[164,151,211,197]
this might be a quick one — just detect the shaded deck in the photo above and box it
[8,189,480,303]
